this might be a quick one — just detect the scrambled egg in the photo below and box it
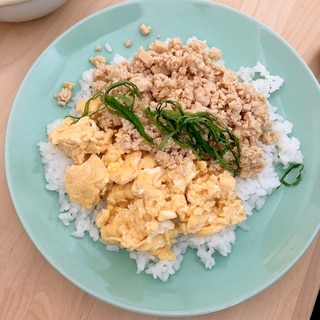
[49,110,246,260]
[49,116,113,165]
[65,154,109,210]
[96,150,245,260]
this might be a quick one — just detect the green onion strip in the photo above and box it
[144,100,241,176]
[66,80,302,183]
[280,163,304,187]
[68,81,241,175]
[68,80,154,144]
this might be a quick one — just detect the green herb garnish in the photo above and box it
[144,100,241,176]
[69,81,241,175]
[68,80,154,144]
[65,80,306,182]
[280,163,304,186]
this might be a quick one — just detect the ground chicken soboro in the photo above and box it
[50,38,277,260]
[90,38,277,176]
[54,81,75,107]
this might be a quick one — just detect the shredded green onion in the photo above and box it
[67,80,154,144]
[144,100,241,176]
[68,81,242,175]
[65,80,306,183]
[280,163,304,186]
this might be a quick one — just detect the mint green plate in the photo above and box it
[5,0,320,316]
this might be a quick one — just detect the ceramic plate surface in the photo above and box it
[5,0,320,316]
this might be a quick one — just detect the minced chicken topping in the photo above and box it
[54,81,75,107]
[139,23,152,35]
[89,38,277,176]
[50,38,278,260]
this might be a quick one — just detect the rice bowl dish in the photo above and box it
[38,37,304,282]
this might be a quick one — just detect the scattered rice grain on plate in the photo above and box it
[105,42,113,53]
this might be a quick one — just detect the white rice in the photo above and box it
[104,42,113,53]
[38,51,303,282]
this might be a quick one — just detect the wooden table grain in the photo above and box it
[0,1,319,319]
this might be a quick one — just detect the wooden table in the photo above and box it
[0,0,319,319]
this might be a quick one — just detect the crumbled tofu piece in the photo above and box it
[89,55,107,68]
[158,210,177,222]
[208,47,222,60]
[134,47,154,67]
[91,80,108,92]
[124,39,132,48]
[139,23,152,35]
[63,81,75,90]
[54,82,75,107]
[149,40,168,54]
